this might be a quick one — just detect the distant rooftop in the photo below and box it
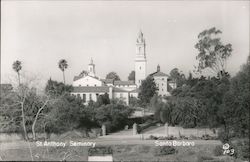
[149,65,169,77]
[114,80,135,86]
[150,71,169,77]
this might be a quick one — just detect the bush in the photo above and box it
[188,135,199,140]
[201,134,217,140]
[213,145,223,156]
[148,135,177,140]
[231,138,249,160]
[179,135,189,140]
[149,135,158,140]
[154,146,177,156]
[88,146,112,156]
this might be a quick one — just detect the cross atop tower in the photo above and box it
[137,30,145,44]
[157,64,160,72]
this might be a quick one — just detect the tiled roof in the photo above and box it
[113,87,128,92]
[72,86,129,93]
[73,76,83,81]
[150,71,169,77]
[130,88,140,93]
[114,80,136,85]
[72,86,109,93]
[73,75,100,81]
[101,79,114,84]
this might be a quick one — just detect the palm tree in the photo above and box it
[12,60,22,86]
[58,59,68,84]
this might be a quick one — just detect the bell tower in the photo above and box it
[135,30,147,87]
[88,58,96,77]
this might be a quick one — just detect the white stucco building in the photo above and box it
[71,58,138,105]
[71,31,176,105]
[149,65,176,97]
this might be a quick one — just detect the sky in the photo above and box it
[1,0,249,86]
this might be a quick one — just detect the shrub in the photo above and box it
[148,135,177,140]
[149,135,158,140]
[179,135,189,140]
[231,138,249,160]
[201,134,215,140]
[188,135,199,140]
[154,146,177,156]
[213,145,223,156]
[88,146,112,156]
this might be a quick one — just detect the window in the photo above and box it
[139,66,141,70]
[162,83,164,86]
[82,94,86,102]
[162,89,164,91]
[120,93,123,98]
[162,78,164,80]
[77,94,80,99]
[89,94,92,100]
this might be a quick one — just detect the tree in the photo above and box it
[138,76,158,105]
[169,68,186,87]
[0,84,21,133]
[79,70,88,77]
[94,103,134,132]
[195,27,233,78]
[128,70,135,81]
[95,93,110,107]
[12,60,22,86]
[129,96,140,107]
[45,78,73,97]
[58,59,68,84]
[106,72,120,81]
[219,62,250,139]
[46,94,86,133]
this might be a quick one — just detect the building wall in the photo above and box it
[73,76,102,87]
[153,76,170,96]
[71,92,106,104]
[130,92,138,98]
[72,91,130,105]
[114,85,137,91]
[135,61,146,87]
